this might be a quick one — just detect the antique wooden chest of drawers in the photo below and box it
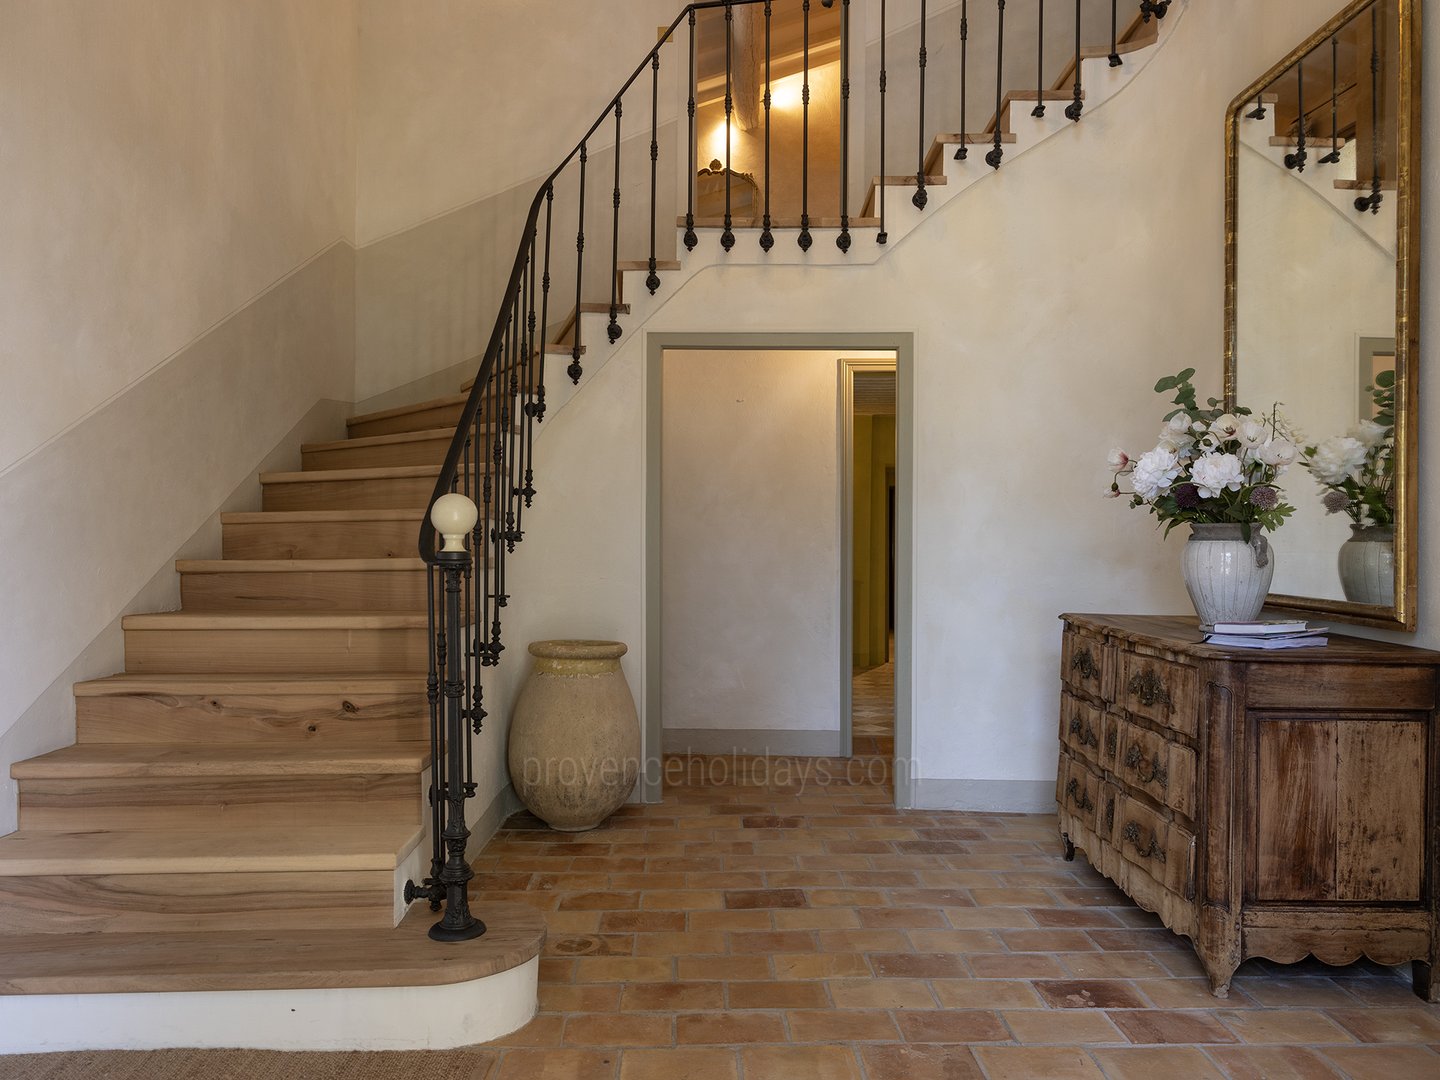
[1056,613,1440,999]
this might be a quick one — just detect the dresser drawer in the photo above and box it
[1115,718,1198,819]
[1115,794,1196,898]
[1062,630,1112,702]
[1120,651,1199,738]
[1060,692,1103,766]
[1060,756,1101,833]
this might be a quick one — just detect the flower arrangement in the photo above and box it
[1108,368,1296,537]
[1298,371,1396,528]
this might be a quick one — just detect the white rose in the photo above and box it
[1191,452,1246,499]
[1348,419,1388,448]
[1237,419,1268,448]
[1131,446,1182,502]
[1256,438,1297,469]
[1208,413,1242,440]
[1308,436,1368,485]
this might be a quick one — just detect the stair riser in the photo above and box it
[302,435,452,471]
[0,871,396,933]
[348,402,465,439]
[19,774,421,832]
[223,518,423,560]
[263,474,438,513]
[124,628,430,674]
[180,569,430,613]
[76,691,429,745]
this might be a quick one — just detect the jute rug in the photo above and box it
[0,1049,497,1080]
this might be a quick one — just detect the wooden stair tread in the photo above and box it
[12,742,429,779]
[1048,12,1158,92]
[260,464,440,485]
[221,508,425,525]
[346,393,469,429]
[923,132,1020,172]
[0,824,424,876]
[122,612,429,631]
[677,216,882,229]
[301,428,459,454]
[984,90,1086,134]
[461,346,582,391]
[0,901,545,994]
[74,672,427,696]
[177,558,426,574]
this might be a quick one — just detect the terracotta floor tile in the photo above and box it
[597,911,686,934]
[619,981,725,1012]
[818,929,912,953]
[494,1048,618,1080]
[787,1008,899,1042]
[857,906,949,929]
[572,957,674,984]
[807,889,887,907]
[739,1045,862,1080]
[1000,929,1098,952]
[563,1014,673,1047]
[774,952,872,980]
[1217,1009,1357,1045]
[539,958,577,984]
[906,930,1002,953]
[674,1011,789,1045]
[689,872,767,889]
[1318,1045,1440,1079]
[857,1043,984,1080]
[969,888,1056,907]
[1230,977,1360,1008]
[1108,1009,1239,1044]
[932,979,1043,1009]
[727,980,830,1010]
[558,891,641,911]
[971,1046,1106,1079]
[676,955,771,981]
[639,890,723,910]
[943,907,1037,929]
[1033,980,1149,1009]
[1090,1046,1227,1079]
[894,1009,1009,1043]
[488,1014,567,1047]
[775,908,861,930]
[729,929,817,953]
[1327,1008,1440,1043]
[630,931,726,957]
[617,1048,737,1080]
[1136,979,1254,1010]
[1028,907,1125,928]
[966,953,1068,979]
[545,912,605,934]
[1002,1009,1125,1044]
[724,888,808,909]
[539,985,623,1014]
[828,977,937,1009]
[1206,1045,1344,1079]
[688,909,773,931]
[1339,979,1433,1006]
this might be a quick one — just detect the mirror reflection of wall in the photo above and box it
[1232,0,1401,610]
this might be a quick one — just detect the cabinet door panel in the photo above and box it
[1335,721,1425,901]
[1255,719,1338,902]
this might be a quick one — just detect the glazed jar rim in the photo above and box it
[528,639,628,660]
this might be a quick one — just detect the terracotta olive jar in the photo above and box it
[508,640,640,832]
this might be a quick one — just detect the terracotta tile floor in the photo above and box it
[471,757,1440,1079]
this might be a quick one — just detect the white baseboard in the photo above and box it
[910,778,1056,814]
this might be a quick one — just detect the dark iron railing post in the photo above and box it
[571,142,587,383]
[1356,3,1383,214]
[1139,0,1169,22]
[956,0,969,159]
[986,0,1006,169]
[647,54,662,292]
[799,0,813,250]
[722,2,736,252]
[608,100,625,340]
[760,0,775,251]
[913,0,928,208]
[1033,0,1046,117]
[837,0,851,252]
[1245,94,1267,121]
[1108,0,1122,66]
[684,8,698,251]
[1285,59,1307,172]
[877,0,888,242]
[537,186,553,421]
[1065,0,1084,122]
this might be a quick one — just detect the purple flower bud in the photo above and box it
[1322,490,1350,514]
[1173,483,1202,510]
[1249,486,1279,511]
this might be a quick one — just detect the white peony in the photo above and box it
[1131,446,1182,502]
[1156,414,1195,453]
[1191,452,1246,499]
[1256,437,1297,469]
[1308,436,1368,485]
[1348,419,1388,448]
[1236,419,1268,448]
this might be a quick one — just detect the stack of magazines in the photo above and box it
[1204,620,1328,649]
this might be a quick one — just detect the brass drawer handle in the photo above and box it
[1104,728,1117,758]
[1065,777,1095,812]
[1071,648,1101,681]
[1069,714,1099,749]
[1103,798,1115,833]
[1124,743,1169,786]
[1122,820,1167,862]
[1128,669,1174,713]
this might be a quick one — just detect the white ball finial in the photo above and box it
[431,493,479,553]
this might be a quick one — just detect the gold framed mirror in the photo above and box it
[1225,0,1421,630]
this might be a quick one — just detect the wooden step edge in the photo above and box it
[177,558,428,574]
[985,91,1086,135]
[347,393,470,429]
[13,743,431,780]
[221,508,427,525]
[121,612,430,631]
[260,464,441,485]
[0,826,424,877]
[462,346,584,390]
[1048,22,1157,95]
[924,132,1020,172]
[73,673,429,696]
[302,428,460,454]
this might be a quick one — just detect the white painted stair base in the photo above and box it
[0,956,539,1053]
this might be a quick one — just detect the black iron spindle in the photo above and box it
[520,233,538,516]
[877,0,888,242]
[571,142,587,383]
[956,0,969,160]
[1285,59,1307,171]
[722,3,736,252]
[1064,0,1083,121]
[799,0,813,250]
[1318,36,1341,165]
[1033,0,1046,117]
[1356,3,1383,214]
[684,9,699,251]
[1108,0,1121,66]
[1245,94,1268,121]
[1139,0,1169,22]
[986,1,1006,168]
[608,101,624,340]
[913,0,928,208]
[760,0,775,251]
[505,298,521,552]
[647,54,662,293]
[537,186,553,422]
[837,0,851,252]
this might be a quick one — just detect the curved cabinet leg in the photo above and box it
[1200,951,1238,999]
[1061,832,1076,862]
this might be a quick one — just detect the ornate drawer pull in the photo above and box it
[1104,728,1117,757]
[1070,714,1099,749]
[1128,669,1174,713]
[1103,798,1115,832]
[1071,648,1101,681]
[1124,743,1169,786]
[1065,777,1095,812]
[1122,820,1167,862]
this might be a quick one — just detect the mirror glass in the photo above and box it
[1228,0,1418,629]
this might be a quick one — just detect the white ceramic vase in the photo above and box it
[1338,525,1395,607]
[1181,524,1276,630]
[508,640,641,832]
